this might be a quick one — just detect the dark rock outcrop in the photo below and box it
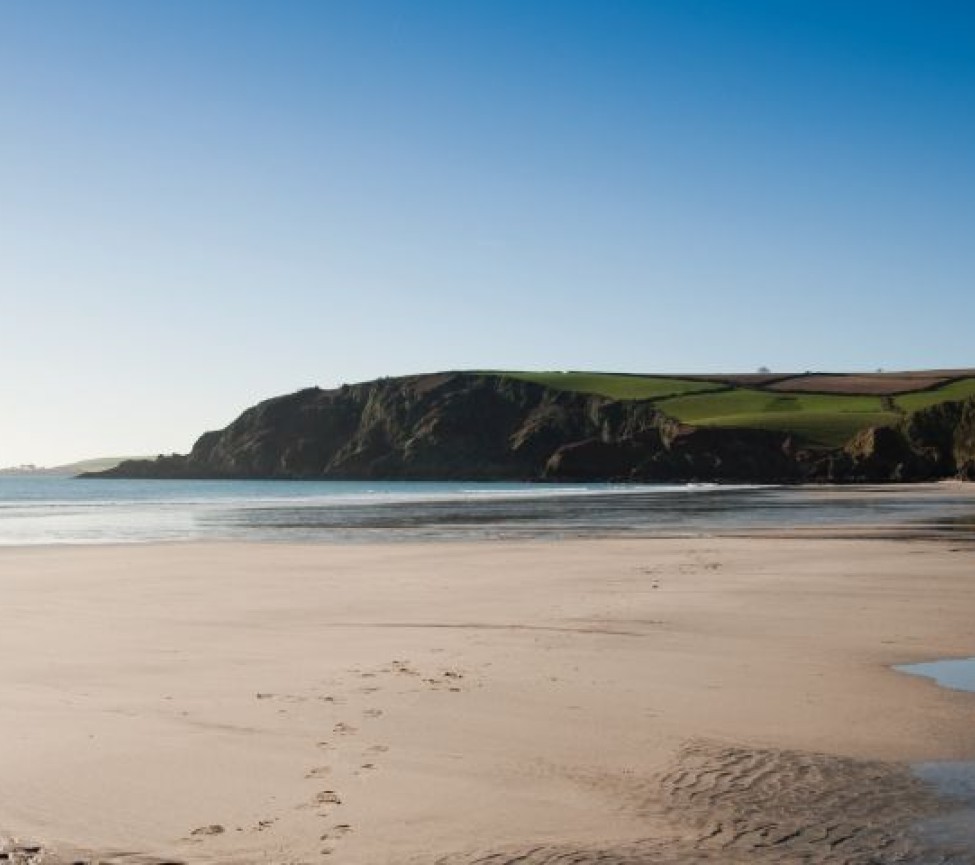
[85,374,975,484]
[809,396,975,482]
[93,374,679,481]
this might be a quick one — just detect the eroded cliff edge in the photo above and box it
[86,372,975,483]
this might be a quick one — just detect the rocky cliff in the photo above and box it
[819,396,975,482]
[87,373,975,483]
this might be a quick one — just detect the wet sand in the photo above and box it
[1,535,974,863]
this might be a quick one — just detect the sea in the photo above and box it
[1,475,973,545]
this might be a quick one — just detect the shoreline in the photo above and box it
[1,535,974,863]
[2,521,974,553]
[1,480,974,542]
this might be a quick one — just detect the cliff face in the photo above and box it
[92,373,799,483]
[186,373,631,480]
[810,397,975,482]
[96,374,653,480]
[88,374,975,483]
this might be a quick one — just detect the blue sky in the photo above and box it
[1,1,973,464]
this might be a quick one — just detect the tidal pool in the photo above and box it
[898,657,975,856]
[912,761,975,852]
[896,656,975,694]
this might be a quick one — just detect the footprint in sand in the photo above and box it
[332,722,358,735]
[314,790,342,806]
[320,824,352,841]
[362,708,383,719]
[189,824,225,838]
[0,841,45,864]
[256,691,309,703]
[313,790,343,817]
[388,660,420,676]
[320,822,353,856]
[421,670,466,691]
[305,766,331,779]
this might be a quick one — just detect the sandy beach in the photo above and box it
[1,534,974,864]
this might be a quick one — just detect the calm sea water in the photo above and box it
[1,476,973,545]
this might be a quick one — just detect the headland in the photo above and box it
[85,370,975,484]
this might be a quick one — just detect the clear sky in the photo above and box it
[2,1,973,465]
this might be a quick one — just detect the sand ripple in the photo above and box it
[430,742,975,865]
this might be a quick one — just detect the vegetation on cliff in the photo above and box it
[86,370,975,483]
[510,370,975,448]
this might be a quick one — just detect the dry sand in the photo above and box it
[1,534,974,864]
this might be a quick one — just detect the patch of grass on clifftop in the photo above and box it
[894,378,975,413]
[504,371,720,401]
[654,389,899,447]
[495,370,975,449]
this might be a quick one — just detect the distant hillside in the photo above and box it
[1,456,143,477]
[85,371,975,484]
[506,370,975,448]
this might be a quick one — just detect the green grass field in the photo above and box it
[498,371,975,449]
[653,389,899,447]
[894,378,975,413]
[686,412,901,447]
[505,371,720,401]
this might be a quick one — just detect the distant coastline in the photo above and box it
[0,456,143,477]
